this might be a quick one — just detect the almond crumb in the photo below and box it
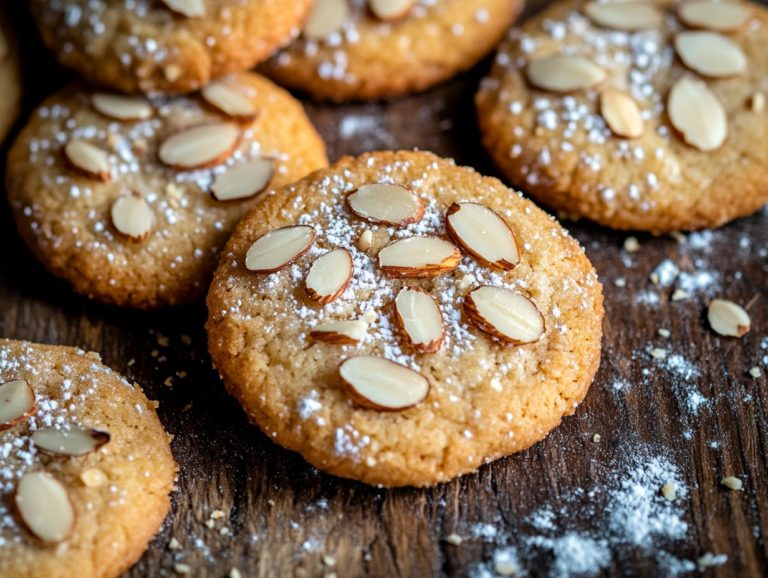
[721,476,743,491]
[658,328,671,338]
[357,229,373,251]
[80,468,107,488]
[614,277,626,288]
[749,367,761,378]
[168,538,181,550]
[229,569,242,578]
[592,434,601,443]
[446,533,463,546]
[651,348,667,360]
[173,563,191,575]
[623,236,640,252]
[661,483,677,501]
[323,555,337,567]
[671,289,689,301]
[210,509,226,519]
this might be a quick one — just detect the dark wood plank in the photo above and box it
[1,2,766,577]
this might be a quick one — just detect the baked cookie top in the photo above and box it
[266,0,522,102]
[30,0,313,94]
[6,72,328,309]
[0,339,176,578]
[207,151,604,487]
[476,0,768,233]
[0,8,21,144]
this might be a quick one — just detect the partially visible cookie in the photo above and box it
[0,339,176,578]
[206,150,604,487]
[6,72,328,308]
[476,0,768,233]
[0,8,21,143]
[265,0,522,102]
[30,0,313,94]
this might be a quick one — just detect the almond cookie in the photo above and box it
[0,339,176,578]
[6,72,328,308]
[265,0,522,102]
[206,150,604,487]
[30,0,313,94]
[476,0,768,233]
[0,8,21,143]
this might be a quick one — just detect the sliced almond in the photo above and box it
[163,0,205,18]
[64,139,111,182]
[347,184,424,226]
[584,1,662,30]
[305,249,353,304]
[211,158,275,202]
[600,88,645,139]
[678,1,752,32]
[445,202,521,271]
[32,427,110,457]
[394,288,444,353]
[675,32,746,78]
[707,299,751,337]
[15,472,75,543]
[668,76,727,151]
[378,237,461,278]
[111,193,154,241]
[527,55,606,93]
[369,0,416,21]
[91,93,153,121]
[0,379,36,431]
[464,286,545,345]
[339,356,430,411]
[245,225,316,273]
[201,80,259,121]
[310,319,368,344]
[304,0,350,39]
[158,122,241,170]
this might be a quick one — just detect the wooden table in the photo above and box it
[2,2,767,577]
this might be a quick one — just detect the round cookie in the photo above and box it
[30,0,313,94]
[206,150,604,487]
[265,0,522,102]
[476,0,768,233]
[0,339,176,578]
[6,72,328,309]
[0,8,22,143]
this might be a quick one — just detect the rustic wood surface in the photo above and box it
[2,2,767,577]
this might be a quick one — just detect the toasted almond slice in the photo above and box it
[675,31,746,78]
[378,237,461,278]
[707,299,751,337]
[347,183,424,226]
[201,80,259,121]
[527,55,606,93]
[464,286,545,345]
[163,0,205,17]
[304,0,350,39]
[668,76,727,151]
[394,288,444,353]
[158,122,241,170]
[32,427,110,457]
[91,93,153,121]
[211,158,275,202]
[310,319,368,344]
[0,379,36,431]
[600,88,645,138]
[15,472,75,543]
[339,356,429,411]
[678,1,752,32]
[64,139,111,182]
[245,225,316,273]
[305,249,353,304]
[111,193,154,241]
[369,0,416,21]
[445,202,521,271]
[584,1,662,30]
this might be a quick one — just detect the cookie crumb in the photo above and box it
[623,237,640,253]
[80,468,107,488]
[661,483,677,501]
[720,476,743,491]
[210,509,226,520]
[751,92,765,113]
[446,533,463,546]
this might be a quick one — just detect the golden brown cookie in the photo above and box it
[30,0,313,94]
[265,0,522,102]
[0,339,176,578]
[0,8,21,143]
[6,72,328,309]
[476,0,768,233]
[206,150,604,487]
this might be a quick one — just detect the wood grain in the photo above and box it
[1,2,766,577]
